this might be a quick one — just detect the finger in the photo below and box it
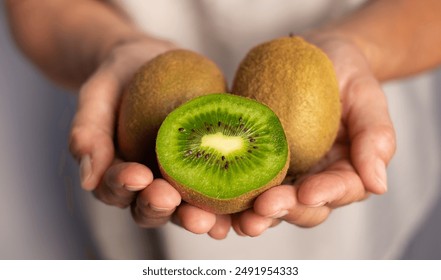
[174,203,216,234]
[93,160,154,208]
[208,215,231,240]
[254,185,331,228]
[131,178,181,228]
[69,67,122,190]
[344,76,396,194]
[297,159,368,208]
[253,185,296,218]
[235,209,274,237]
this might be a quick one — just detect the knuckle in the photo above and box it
[135,195,150,211]
[286,207,331,228]
[68,127,81,151]
[68,126,89,157]
[131,206,168,228]
[92,188,131,208]
[369,124,396,162]
[357,124,396,162]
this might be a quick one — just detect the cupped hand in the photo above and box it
[228,34,397,236]
[68,36,233,239]
[69,36,186,225]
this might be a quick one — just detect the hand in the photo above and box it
[69,37,233,238]
[228,34,396,236]
[66,35,232,239]
[69,36,185,221]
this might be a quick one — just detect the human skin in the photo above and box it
[5,0,441,239]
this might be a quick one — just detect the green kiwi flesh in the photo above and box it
[156,93,289,214]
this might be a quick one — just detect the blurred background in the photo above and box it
[1,4,440,259]
[0,5,97,258]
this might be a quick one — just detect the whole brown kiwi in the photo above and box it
[117,49,227,173]
[232,36,341,176]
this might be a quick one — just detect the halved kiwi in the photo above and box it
[156,93,289,214]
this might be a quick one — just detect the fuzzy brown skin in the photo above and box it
[232,37,341,176]
[159,150,290,214]
[117,49,227,172]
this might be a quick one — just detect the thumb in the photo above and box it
[345,75,396,194]
[69,67,122,190]
[319,38,397,195]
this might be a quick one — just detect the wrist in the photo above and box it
[303,29,381,78]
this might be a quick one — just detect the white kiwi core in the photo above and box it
[201,132,244,155]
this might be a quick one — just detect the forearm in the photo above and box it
[315,0,441,81]
[5,0,149,88]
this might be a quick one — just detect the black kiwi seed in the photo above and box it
[196,152,202,158]
[224,161,229,170]
[248,150,252,153]
[205,154,210,160]
[178,127,185,132]
[221,156,225,161]
[253,146,258,149]
[249,138,256,142]
[218,121,222,127]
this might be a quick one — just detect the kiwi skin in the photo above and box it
[232,36,341,177]
[159,158,289,214]
[117,49,227,173]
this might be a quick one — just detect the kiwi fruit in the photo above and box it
[117,49,227,172]
[232,36,341,176]
[156,93,289,214]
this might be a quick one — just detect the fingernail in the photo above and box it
[375,160,388,192]
[307,201,327,208]
[267,209,289,219]
[80,155,92,190]
[124,184,145,191]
